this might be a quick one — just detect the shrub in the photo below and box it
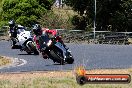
[71,15,87,30]
[38,11,74,29]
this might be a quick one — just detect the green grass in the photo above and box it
[0,75,131,88]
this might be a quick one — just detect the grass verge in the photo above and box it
[0,56,11,66]
[0,69,131,88]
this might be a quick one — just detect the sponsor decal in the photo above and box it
[75,66,131,85]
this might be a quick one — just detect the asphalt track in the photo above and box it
[0,40,132,72]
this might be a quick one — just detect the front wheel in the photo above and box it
[49,50,65,65]
[66,57,74,64]
[65,52,74,64]
[28,42,36,50]
[26,42,36,54]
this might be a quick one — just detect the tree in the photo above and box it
[0,0,54,27]
[65,0,132,32]
[65,0,91,16]
[38,0,54,10]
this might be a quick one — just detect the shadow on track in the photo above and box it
[11,45,21,49]
[18,54,36,55]
[45,63,66,66]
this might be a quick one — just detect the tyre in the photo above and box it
[26,42,36,54]
[65,52,74,64]
[28,42,36,50]
[49,50,65,65]
[66,57,74,64]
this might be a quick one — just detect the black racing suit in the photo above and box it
[9,25,18,46]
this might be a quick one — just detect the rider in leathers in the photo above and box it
[8,20,18,48]
[33,24,67,59]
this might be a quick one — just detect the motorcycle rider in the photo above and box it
[8,20,18,48]
[32,24,46,59]
[33,24,68,59]
[9,20,26,48]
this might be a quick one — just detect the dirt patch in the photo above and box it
[0,71,73,81]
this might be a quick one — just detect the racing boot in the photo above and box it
[11,41,16,49]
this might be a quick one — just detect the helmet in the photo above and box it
[33,24,42,35]
[9,20,15,27]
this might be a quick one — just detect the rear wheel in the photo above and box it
[65,52,74,64]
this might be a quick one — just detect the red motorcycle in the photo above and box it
[33,29,74,64]
[33,29,63,58]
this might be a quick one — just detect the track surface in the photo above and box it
[0,40,132,72]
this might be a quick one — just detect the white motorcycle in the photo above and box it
[10,25,39,55]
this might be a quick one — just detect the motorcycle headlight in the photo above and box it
[47,40,52,46]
